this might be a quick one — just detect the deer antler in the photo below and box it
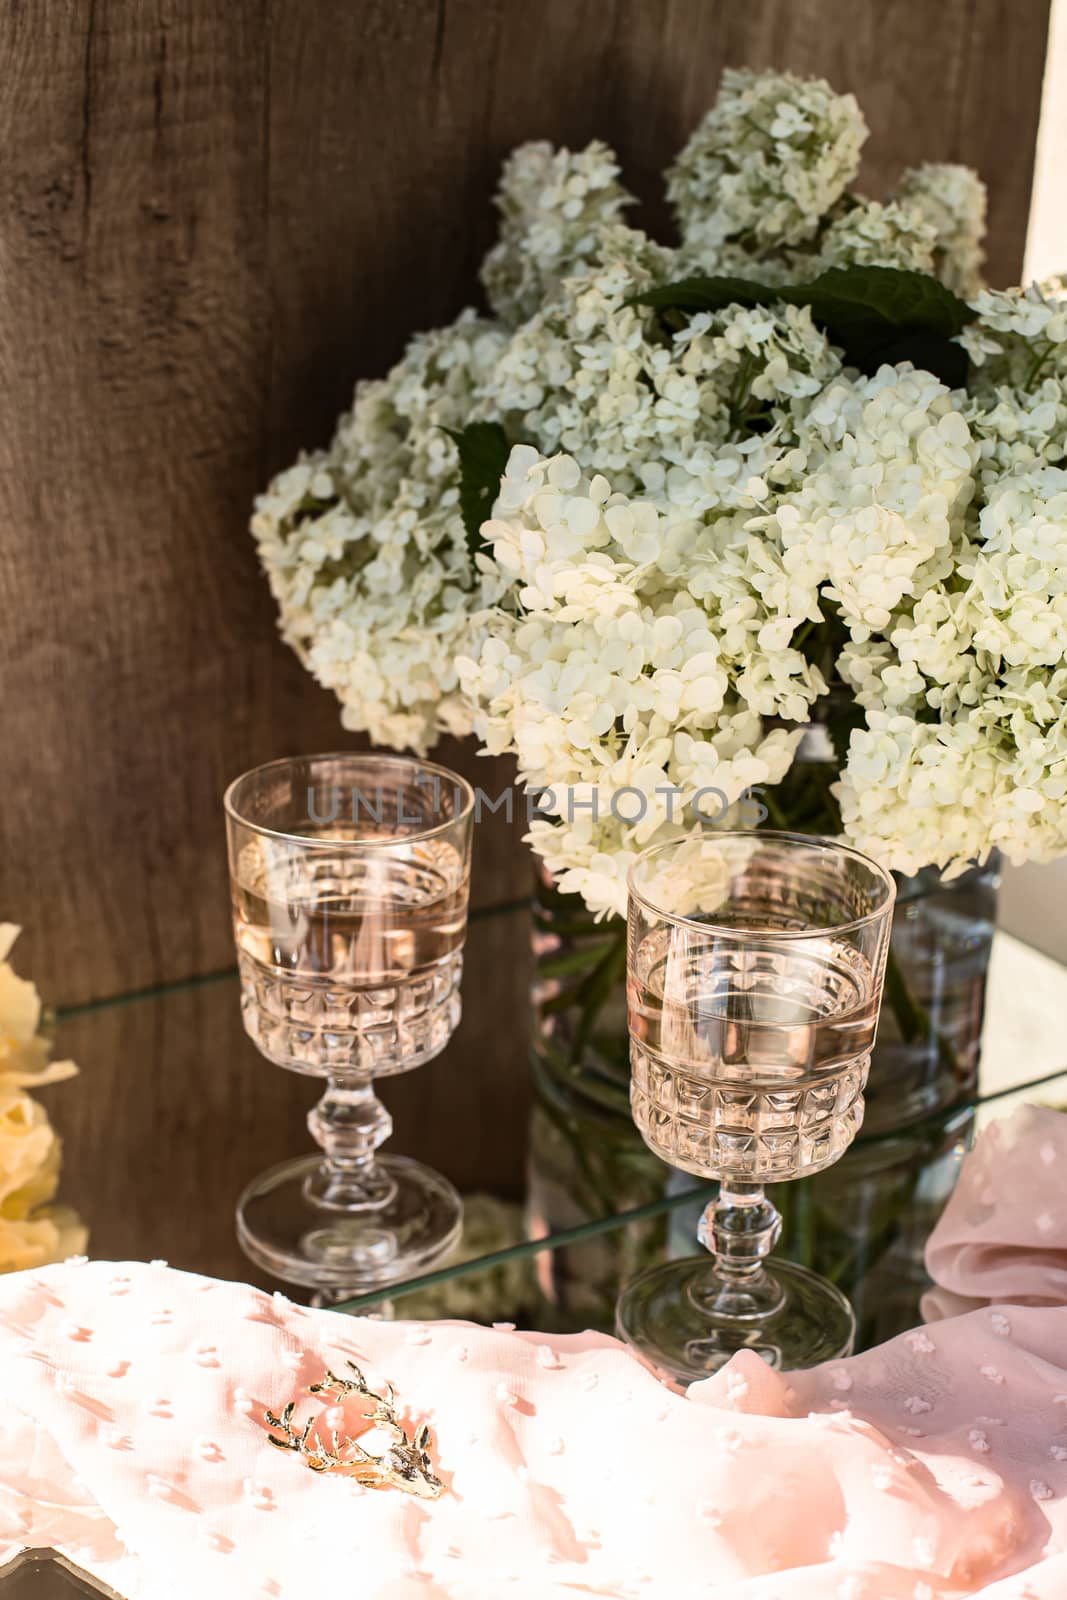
[311,1363,407,1443]
[308,1367,362,1401]
[264,1401,314,1456]
[263,1361,445,1499]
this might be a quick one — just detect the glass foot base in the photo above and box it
[236,1153,462,1295]
[616,1256,855,1387]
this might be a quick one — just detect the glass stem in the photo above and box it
[694,1183,786,1320]
[304,1075,397,1211]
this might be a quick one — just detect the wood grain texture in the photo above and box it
[0,0,289,1005]
[0,0,1052,1013]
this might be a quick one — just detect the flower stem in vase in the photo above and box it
[882,942,965,1087]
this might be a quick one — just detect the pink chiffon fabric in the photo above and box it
[0,1103,1065,1598]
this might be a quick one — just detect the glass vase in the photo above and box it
[865,854,1000,1130]
[526,853,999,1339]
[526,870,666,1327]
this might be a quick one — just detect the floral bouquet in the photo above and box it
[253,67,1065,1333]
[253,67,1066,924]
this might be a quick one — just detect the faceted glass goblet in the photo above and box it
[616,831,895,1385]
[224,753,474,1299]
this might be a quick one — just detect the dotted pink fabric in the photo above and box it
[0,1105,1065,1598]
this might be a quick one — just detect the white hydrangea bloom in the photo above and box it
[959,282,1067,390]
[834,712,1003,877]
[458,447,814,916]
[481,228,677,486]
[671,236,799,285]
[765,366,978,633]
[810,199,936,276]
[967,376,1067,486]
[483,245,839,502]
[896,163,987,296]
[839,584,978,716]
[252,311,507,754]
[835,464,1067,876]
[678,198,937,286]
[967,465,1067,667]
[835,680,1067,878]
[667,69,868,260]
[480,140,635,325]
[524,741,783,919]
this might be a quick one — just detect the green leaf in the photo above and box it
[798,265,972,348]
[825,695,867,773]
[444,422,510,554]
[868,331,969,389]
[883,945,925,1046]
[538,939,618,981]
[630,274,770,314]
[629,265,975,384]
[570,924,628,1065]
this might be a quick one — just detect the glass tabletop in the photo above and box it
[43,912,1067,1355]
[340,1026,1067,1353]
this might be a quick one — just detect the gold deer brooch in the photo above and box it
[264,1361,445,1499]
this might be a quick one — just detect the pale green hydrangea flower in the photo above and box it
[895,162,987,296]
[811,198,936,277]
[252,311,507,754]
[667,68,868,260]
[481,140,635,325]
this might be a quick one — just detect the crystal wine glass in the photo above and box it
[616,830,895,1384]
[224,753,474,1299]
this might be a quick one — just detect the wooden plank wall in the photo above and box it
[0,0,1052,1244]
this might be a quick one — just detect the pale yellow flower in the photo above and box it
[0,921,41,1050]
[0,1210,88,1274]
[0,1089,57,1207]
[0,926,84,1272]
